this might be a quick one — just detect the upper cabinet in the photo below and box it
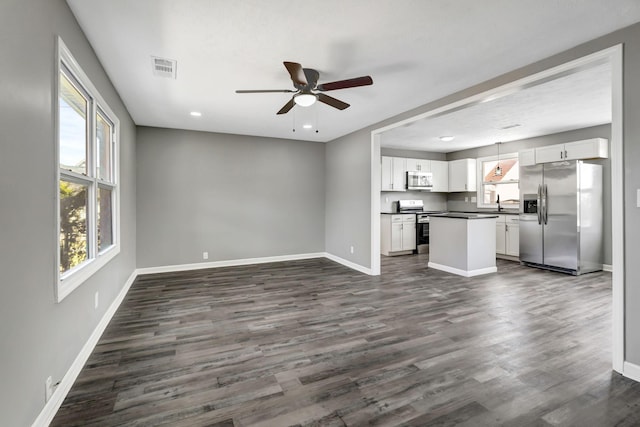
[448,158,477,192]
[519,149,536,166]
[406,158,431,173]
[430,160,449,192]
[381,156,406,191]
[534,138,608,164]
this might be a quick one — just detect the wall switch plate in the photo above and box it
[637,189,640,208]
[464,197,469,202]
[94,292,99,309]
[45,376,53,402]
[203,251,209,260]
[385,197,389,203]
[350,246,354,254]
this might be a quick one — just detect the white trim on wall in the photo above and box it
[609,44,625,374]
[370,45,625,378]
[371,133,382,275]
[137,253,373,276]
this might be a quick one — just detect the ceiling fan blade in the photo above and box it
[236,89,296,93]
[317,76,373,91]
[284,61,308,87]
[276,97,296,115]
[303,68,319,88]
[317,93,350,110]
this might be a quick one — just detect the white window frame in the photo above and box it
[55,37,120,302]
[476,152,519,210]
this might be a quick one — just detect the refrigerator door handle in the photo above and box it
[543,184,549,225]
[537,184,542,225]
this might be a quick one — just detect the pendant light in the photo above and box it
[495,142,503,176]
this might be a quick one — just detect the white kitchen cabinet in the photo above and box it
[381,156,407,191]
[495,215,506,255]
[496,215,519,257]
[406,158,431,173]
[519,149,536,166]
[448,159,476,192]
[381,214,416,255]
[505,216,520,257]
[535,138,608,164]
[430,160,449,192]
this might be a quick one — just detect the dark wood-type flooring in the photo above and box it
[52,255,640,426]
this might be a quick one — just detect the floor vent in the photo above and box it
[151,56,177,79]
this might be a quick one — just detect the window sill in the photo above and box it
[56,244,120,303]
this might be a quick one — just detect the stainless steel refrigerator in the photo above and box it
[519,160,603,275]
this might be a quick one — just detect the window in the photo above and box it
[56,38,119,302]
[476,153,519,209]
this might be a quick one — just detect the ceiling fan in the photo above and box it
[235,61,373,115]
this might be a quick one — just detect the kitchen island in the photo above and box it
[428,213,498,277]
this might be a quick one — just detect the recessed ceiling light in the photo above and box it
[439,136,455,142]
[190,111,202,117]
[303,124,313,129]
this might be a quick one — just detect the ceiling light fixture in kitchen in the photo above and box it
[439,136,454,142]
[190,111,202,117]
[495,142,503,176]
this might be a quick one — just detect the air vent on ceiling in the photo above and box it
[151,56,177,79]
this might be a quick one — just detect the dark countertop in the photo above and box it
[430,213,499,220]
[381,211,415,215]
[453,210,519,216]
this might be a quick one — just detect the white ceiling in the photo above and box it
[381,62,612,152]
[65,1,640,144]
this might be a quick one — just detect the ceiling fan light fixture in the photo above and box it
[294,93,317,107]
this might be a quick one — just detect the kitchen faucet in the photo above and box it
[497,194,503,212]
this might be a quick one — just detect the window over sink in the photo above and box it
[476,153,519,209]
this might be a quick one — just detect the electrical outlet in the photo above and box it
[471,196,477,203]
[45,376,53,402]
[350,246,354,254]
[203,251,209,260]
[94,291,99,309]
[464,197,469,202]
[385,197,389,203]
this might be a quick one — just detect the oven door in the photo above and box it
[416,221,430,246]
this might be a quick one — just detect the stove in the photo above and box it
[396,200,445,254]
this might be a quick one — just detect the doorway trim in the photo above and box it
[370,44,625,375]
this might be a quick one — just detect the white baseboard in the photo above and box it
[32,270,138,427]
[324,252,373,275]
[603,264,613,272]
[623,361,640,383]
[136,252,326,275]
[428,262,497,277]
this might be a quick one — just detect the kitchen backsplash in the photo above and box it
[380,191,447,212]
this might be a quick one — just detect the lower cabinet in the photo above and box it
[381,214,416,255]
[505,218,519,257]
[496,215,519,257]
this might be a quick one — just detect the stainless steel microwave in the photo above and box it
[406,171,433,191]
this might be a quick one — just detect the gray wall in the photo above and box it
[446,125,613,265]
[0,0,137,425]
[136,127,325,268]
[324,22,640,364]
[325,129,373,266]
